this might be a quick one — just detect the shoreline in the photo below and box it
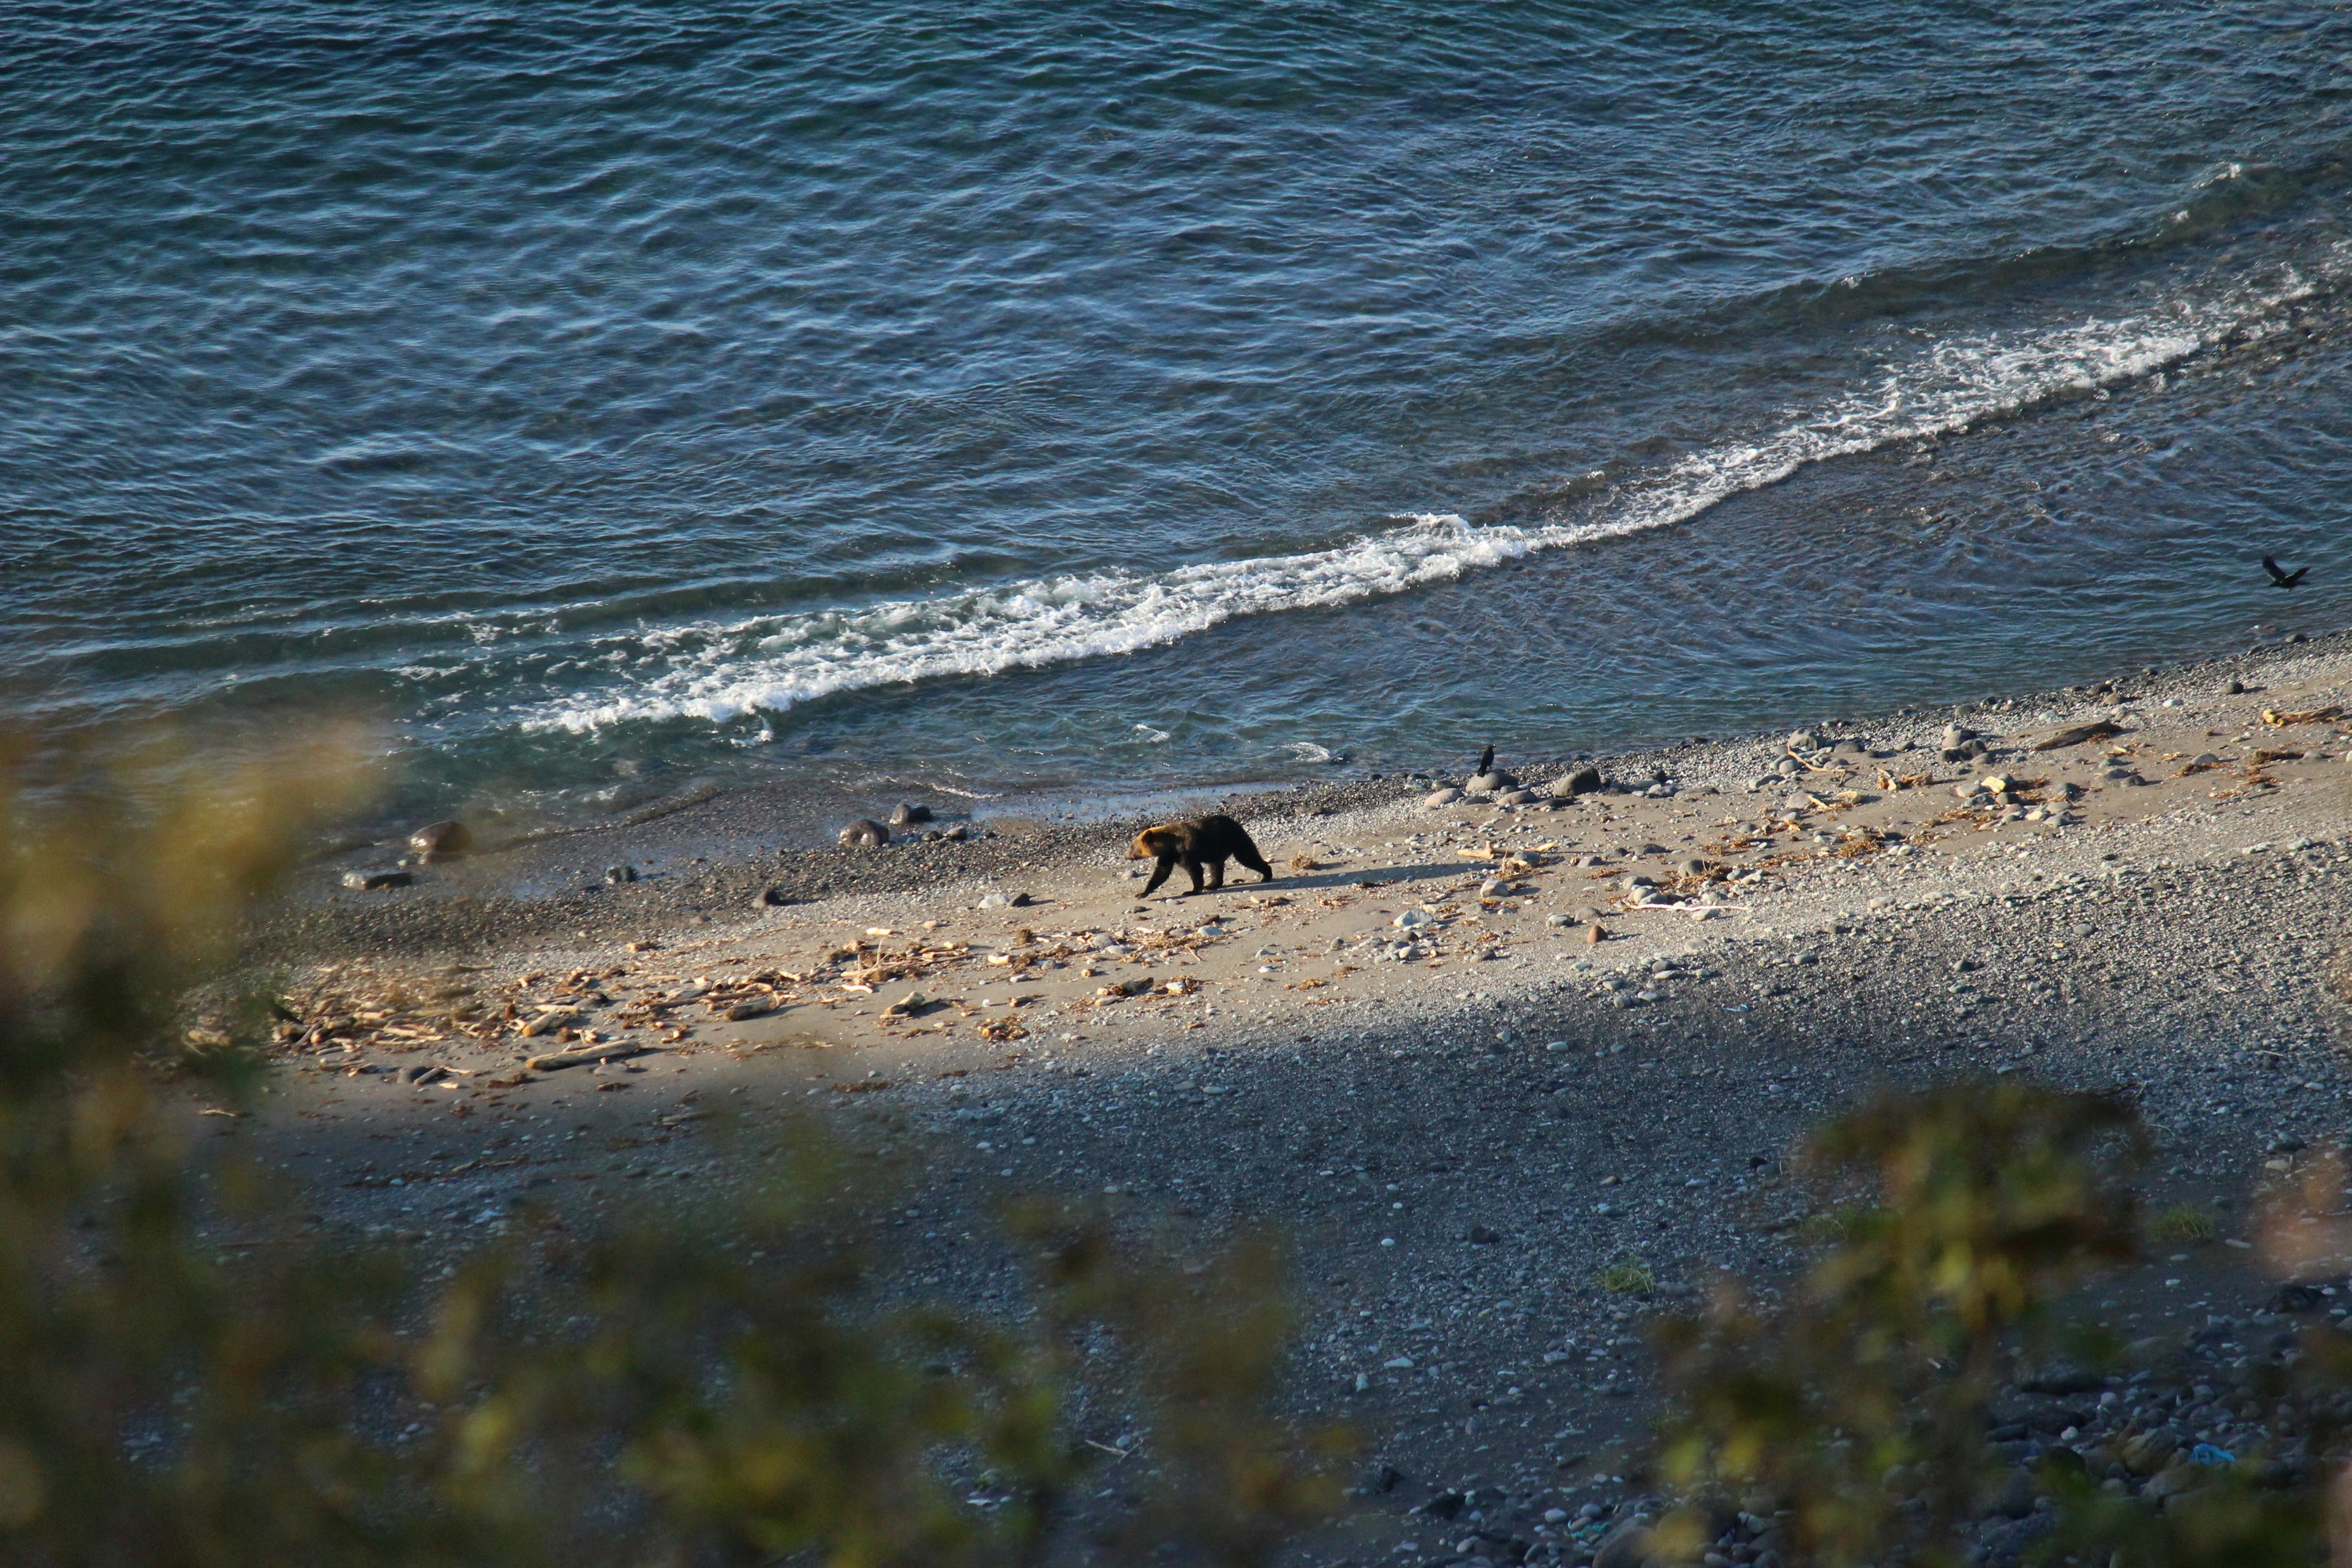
[220,628,2352,1564]
[270,626,2348,965]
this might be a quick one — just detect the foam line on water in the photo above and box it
[527,263,2334,736]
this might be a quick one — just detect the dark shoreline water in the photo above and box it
[9,3,2352,836]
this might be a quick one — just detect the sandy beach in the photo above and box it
[211,632,2352,1565]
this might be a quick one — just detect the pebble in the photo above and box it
[406,820,470,858]
[1425,788,1464,809]
[839,818,891,848]
[340,869,413,891]
[1551,766,1605,797]
[751,885,790,908]
[888,802,933,826]
[605,864,637,884]
[1676,858,1707,876]
[1469,770,1519,793]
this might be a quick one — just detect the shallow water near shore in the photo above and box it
[9,2,2352,834]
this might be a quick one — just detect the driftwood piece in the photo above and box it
[523,1040,657,1072]
[2029,719,2126,752]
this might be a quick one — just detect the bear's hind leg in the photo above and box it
[1236,845,1274,882]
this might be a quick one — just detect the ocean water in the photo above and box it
[7,2,2352,832]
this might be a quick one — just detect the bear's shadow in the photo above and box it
[1136,859,1481,899]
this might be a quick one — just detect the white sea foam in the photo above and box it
[528,265,2335,736]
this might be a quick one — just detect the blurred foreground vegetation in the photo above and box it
[1648,1080,2352,1567]
[0,734,1343,1566]
[11,731,2352,1566]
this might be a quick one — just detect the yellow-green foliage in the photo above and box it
[1597,1259,1655,1297]
[2150,1202,2220,1245]
[0,733,1345,1566]
[1647,1082,2352,1568]
[1652,1081,2150,1568]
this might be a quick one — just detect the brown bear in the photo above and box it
[1126,814,1275,897]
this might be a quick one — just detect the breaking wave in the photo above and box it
[530,260,2338,736]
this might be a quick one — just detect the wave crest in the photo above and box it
[530,258,2339,736]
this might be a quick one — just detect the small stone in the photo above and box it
[1467,1224,1501,1244]
[1774,756,1802,777]
[1585,924,1605,946]
[2225,677,2245,695]
[1497,789,1538,806]
[340,869,413,891]
[839,818,891,848]
[942,824,971,842]
[1593,1518,1656,1568]
[2121,1427,2185,1476]
[1469,769,1519,793]
[1425,788,1463,808]
[1676,858,1708,876]
[1787,731,1820,753]
[1991,1469,2036,1518]
[1551,766,1605,797]
[888,802,933,826]
[1545,912,1575,927]
[604,864,637,884]
[406,820,471,858]
[752,885,790,908]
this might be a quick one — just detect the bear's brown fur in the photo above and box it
[1126,814,1274,897]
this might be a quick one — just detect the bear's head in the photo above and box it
[1128,826,1178,860]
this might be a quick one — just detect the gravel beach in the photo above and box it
[209,634,2352,1565]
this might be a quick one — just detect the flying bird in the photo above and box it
[1476,744,1494,775]
[2263,555,2309,589]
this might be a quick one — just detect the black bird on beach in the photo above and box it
[2263,555,2309,589]
[1476,744,1494,775]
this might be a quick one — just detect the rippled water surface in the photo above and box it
[7,3,2352,826]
